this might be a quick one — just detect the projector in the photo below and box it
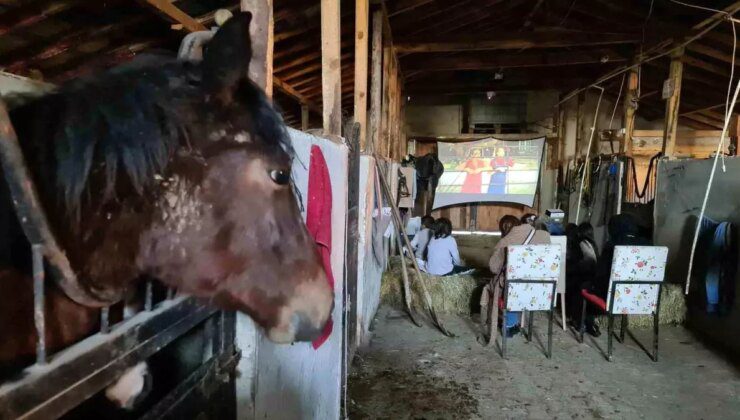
[545,209,565,222]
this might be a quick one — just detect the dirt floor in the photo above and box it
[348,307,740,419]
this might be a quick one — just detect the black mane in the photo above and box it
[7,54,291,217]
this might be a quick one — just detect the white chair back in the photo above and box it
[505,244,562,311]
[606,246,668,315]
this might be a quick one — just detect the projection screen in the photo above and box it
[433,137,546,209]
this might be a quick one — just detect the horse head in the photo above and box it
[134,12,333,343]
[5,12,332,344]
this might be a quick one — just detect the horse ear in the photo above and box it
[202,11,253,104]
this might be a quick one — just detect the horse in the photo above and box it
[0,11,333,408]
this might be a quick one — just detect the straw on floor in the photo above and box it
[380,256,481,315]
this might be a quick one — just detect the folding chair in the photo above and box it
[501,244,562,359]
[579,246,668,362]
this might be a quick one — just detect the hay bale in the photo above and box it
[380,257,480,315]
[596,283,687,329]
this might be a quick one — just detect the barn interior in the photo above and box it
[1,0,740,419]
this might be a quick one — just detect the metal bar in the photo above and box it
[548,282,556,359]
[145,280,153,311]
[654,284,663,362]
[139,345,240,420]
[0,298,214,420]
[527,311,533,343]
[501,281,509,359]
[100,307,110,334]
[607,281,617,361]
[32,244,46,365]
[0,99,117,307]
[579,298,587,343]
[620,315,628,343]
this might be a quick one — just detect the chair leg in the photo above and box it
[620,315,628,344]
[501,306,508,359]
[548,308,554,359]
[560,293,567,331]
[527,311,534,343]
[607,313,615,361]
[653,311,660,362]
[579,298,587,344]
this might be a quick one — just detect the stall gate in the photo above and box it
[0,285,238,419]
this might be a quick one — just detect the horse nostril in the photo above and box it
[291,312,324,342]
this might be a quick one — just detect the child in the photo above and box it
[410,215,435,259]
[423,218,470,276]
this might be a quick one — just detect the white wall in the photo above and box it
[249,129,348,420]
[355,156,384,348]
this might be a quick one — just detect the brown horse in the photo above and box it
[0,11,332,386]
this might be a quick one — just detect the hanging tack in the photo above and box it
[32,244,46,365]
[214,9,234,27]
[100,306,110,334]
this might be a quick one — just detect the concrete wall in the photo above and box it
[654,157,740,354]
[237,129,348,420]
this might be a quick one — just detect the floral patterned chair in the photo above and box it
[502,244,562,359]
[579,246,668,362]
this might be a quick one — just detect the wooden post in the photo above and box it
[622,64,638,155]
[662,47,685,157]
[381,39,391,158]
[321,0,342,136]
[301,104,309,131]
[242,0,273,97]
[576,91,585,157]
[369,11,383,154]
[354,0,369,150]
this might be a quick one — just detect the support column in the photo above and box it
[242,0,273,98]
[622,64,639,155]
[381,40,391,158]
[353,0,369,150]
[301,104,309,131]
[369,11,383,155]
[321,0,342,136]
[662,47,684,157]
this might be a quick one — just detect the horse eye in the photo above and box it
[269,169,290,185]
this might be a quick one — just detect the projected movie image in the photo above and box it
[433,137,546,209]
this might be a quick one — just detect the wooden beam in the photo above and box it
[301,105,310,130]
[387,0,434,17]
[321,0,342,136]
[662,47,684,157]
[686,43,738,64]
[680,102,726,116]
[369,10,383,154]
[381,39,391,158]
[682,112,723,129]
[402,51,624,72]
[140,0,207,32]
[273,77,321,112]
[394,32,639,53]
[354,0,369,150]
[622,62,638,155]
[682,55,731,78]
[243,0,274,97]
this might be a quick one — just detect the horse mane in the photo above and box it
[7,54,291,219]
